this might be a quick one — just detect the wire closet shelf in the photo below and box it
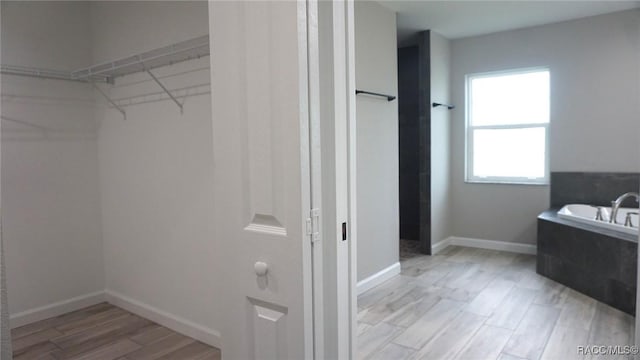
[1,35,209,84]
[72,35,209,83]
[0,35,210,118]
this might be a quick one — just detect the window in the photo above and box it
[466,68,550,184]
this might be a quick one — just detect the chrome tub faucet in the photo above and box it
[610,192,640,224]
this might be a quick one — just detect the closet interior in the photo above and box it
[2,1,222,358]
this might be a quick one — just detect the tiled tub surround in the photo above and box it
[550,172,640,208]
[537,172,640,315]
[537,210,637,314]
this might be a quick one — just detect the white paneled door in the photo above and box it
[209,1,318,359]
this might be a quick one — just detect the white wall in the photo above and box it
[430,31,452,246]
[355,1,399,280]
[92,1,220,340]
[1,2,105,317]
[450,9,640,245]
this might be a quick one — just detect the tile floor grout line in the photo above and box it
[537,302,564,360]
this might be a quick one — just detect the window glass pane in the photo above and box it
[470,70,549,126]
[472,127,546,179]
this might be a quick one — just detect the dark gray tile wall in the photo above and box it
[550,172,640,208]
[397,31,434,253]
[398,46,420,241]
[537,212,637,315]
[417,30,431,254]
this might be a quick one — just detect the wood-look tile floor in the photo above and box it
[358,243,635,360]
[11,302,221,360]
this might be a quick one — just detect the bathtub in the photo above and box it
[558,204,639,235]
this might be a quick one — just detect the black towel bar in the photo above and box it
[356,90,396,102]
[432,102,455,110]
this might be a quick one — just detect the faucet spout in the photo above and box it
[609,192,640,224]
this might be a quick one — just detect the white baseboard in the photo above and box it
[10,289,221,348]
[105,289,221,348]
[357,262,401,295]
[431,238,452,255]
[10,291,105,329]
[433,236,537,255]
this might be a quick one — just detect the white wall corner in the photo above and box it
[104,290,221,348]
[449,236,537,255]
[356,262,401,295]
[10,291,105,329]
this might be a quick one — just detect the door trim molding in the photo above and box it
[345,0,358,358]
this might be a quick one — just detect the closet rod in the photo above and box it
[355,90,396,102]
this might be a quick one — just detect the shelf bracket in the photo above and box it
[145,69,183,114]
[92,83,126,120]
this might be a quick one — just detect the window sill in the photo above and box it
[465,179,549,186]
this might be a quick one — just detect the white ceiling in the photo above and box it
[378,1,640,46]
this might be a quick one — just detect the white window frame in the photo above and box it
[465,67,550,185]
